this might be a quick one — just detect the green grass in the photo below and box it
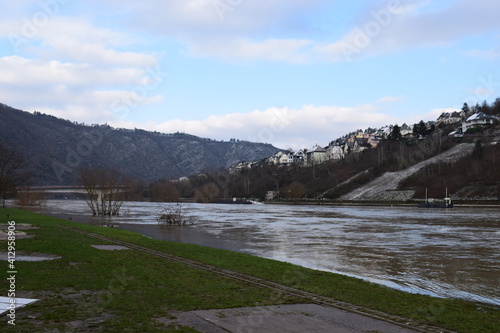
[1,208,499,332]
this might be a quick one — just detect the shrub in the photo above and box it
[157,204,192,226]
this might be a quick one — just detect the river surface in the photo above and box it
[33,200,499,307]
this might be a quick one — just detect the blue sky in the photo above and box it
[1,0,499,149]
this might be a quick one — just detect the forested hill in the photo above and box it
[0,103,280,185]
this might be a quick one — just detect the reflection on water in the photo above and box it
[35,200,499,306]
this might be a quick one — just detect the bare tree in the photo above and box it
[0,143,29,208]
[15,186,47,207]
[78,166,128,215]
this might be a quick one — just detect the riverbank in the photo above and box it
[1,208,499,332]
[12,200,500,307]
[267,199,500,207]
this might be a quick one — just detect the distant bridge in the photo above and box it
[28,186,126,200]
[29,186,88,194]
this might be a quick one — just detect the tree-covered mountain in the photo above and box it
[0,103,281,185]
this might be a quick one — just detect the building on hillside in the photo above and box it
[448,129,463,137]
[381,125,393,139]
[290,150,306,164]
[364,127,378,136]
[400,123,413,137]
[437,111,462,125]
[265,191,279,201]
[367,135,383,148]
[353,138,370,153]
[231,161,248,172]
[267,151,289,165]
[462,112,496,132]
[344,141,354,155]
[229,161,258,173]
[446,111,462,124]
[306,145,327,165]
[425,121,435,130]
[326,144,344,160]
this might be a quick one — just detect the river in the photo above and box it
[31,200,500,307]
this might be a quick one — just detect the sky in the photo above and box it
[0,0,499,150]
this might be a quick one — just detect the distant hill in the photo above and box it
[0,103,281,185]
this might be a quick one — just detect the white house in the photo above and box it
[462,112,496,133]
[446,111,462,124]
[326,144,344,160]
[437,111,462,125]
[381,125,393,139]
[400,123,413,137]
[289,150,306,164]
[267,151,289,165]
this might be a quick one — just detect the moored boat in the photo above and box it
[418,188,453,208]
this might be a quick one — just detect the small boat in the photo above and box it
[418,188,453,208]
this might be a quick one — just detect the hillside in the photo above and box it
[171,121,499,203]
[0,103,280,185]
[341,143,475,201]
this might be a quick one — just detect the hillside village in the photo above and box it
[232,103,499,171]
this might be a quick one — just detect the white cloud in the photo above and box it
[315,0,500,62]
[166,0,500,63]
[0,55,165,122]
[35,105,115,124]
[186,37,314,63]
[420,107,459,122]
[462,46,500,61]
[1,87,163,124]
[96,0,324,63]
[377,96,404,104]
[0,56,146,87]
[114,103,397,150]
[0,7,168,126]
[3,0,499,66]
[107,0,324,36]
[42,37,157,67]
[28,17,157,66]
[0,15,157,67]
[43,17,128,46]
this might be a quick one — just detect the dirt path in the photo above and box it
[62,226,455,333]
[341,143,474,201]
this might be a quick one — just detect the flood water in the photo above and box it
[33,200,499,307]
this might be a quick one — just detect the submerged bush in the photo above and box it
[157,204,192,226]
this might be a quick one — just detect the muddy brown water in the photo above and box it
[20,200,500,307]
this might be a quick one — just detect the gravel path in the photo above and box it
[341,143,474,201]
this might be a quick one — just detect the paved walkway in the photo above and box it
[159,304,432,333]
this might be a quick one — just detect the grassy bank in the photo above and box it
[1,208,499,332]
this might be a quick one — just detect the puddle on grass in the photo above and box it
[0,252,61,262]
